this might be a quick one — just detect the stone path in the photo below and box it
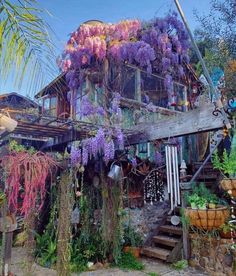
[7,247,209,276]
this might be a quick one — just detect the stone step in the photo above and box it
[141,246,171,260]
[159,225,182,235]
[153,235,180,247]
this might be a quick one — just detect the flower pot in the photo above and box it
[220,179,236,198]
[220,230,236,239]
[185,206,229,230]
[123,246,141,258]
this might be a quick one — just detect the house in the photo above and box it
[32,18,229,265]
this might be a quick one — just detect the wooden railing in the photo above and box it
[189,134,223,185]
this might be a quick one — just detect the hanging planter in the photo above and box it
[185,206,229,230]
[212,132,236,198]
[220,179,236,197]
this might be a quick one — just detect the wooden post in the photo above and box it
[180,182,191,260]
[2,232,13,276]
[56,169,73,276]
[1,203,16,276]
[135,69,141,102]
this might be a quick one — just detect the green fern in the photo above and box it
[213,148,236,178]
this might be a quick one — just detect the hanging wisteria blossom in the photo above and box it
[59,12,191,166]
[59,12,190,92]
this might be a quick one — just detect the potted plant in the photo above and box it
[197,197,207,209]
[187,194,199,209]
[208,194,219,209]
[219,221,236,239]
[212,135,236,197]
[123,226,143,258]
[185,183,229,230]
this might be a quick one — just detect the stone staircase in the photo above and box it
[141,161,220,262]
[141,208,183,262]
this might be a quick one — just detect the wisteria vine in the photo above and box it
[60,12,190,167]
[59,12,190,95]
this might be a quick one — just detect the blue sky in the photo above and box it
[0,0,212,97]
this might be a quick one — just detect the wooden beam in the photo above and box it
[127,103,224,144]
[120,97,181,116]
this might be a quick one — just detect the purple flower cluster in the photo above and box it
[103,139,115,164]
[71,128,116,166]
[60,12,190,91]
[80,96,105,117]
[115,128,124,148]
[71,145,82,166]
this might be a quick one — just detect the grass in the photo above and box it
[116,252,144,271]
[147,272,160,276]
[171,259,188,270]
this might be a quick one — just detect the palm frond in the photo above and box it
[0,0,58,96]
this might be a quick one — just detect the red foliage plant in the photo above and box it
[1,150,58,218]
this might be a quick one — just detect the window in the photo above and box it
[43,96,57,117]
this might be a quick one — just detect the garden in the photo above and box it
[0,0,236,276]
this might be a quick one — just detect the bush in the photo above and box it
[116,252,144,271]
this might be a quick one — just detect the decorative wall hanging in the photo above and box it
[143,169,165,204]
[165,143,180,210]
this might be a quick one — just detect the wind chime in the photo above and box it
[165,143,180,211]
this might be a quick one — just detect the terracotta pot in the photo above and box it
[220,179,236,198]
[123,246,141,258]
[220,230,236,239]
[185,206,229,230]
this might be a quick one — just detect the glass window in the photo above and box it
[44,98,50,110]
[43,96,57,117]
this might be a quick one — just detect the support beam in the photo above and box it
[127,103,225,144]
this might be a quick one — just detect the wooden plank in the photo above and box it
[159,225,182,235]
[127,103,224,144]
[153,235,180,247]
[141,247,170,260]
[166,240,183,263]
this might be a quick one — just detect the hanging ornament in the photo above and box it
[143,169,165,204]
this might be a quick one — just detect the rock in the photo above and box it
[223,254,233,267]
[189,258,198,268]
[199,257,206,268]
[200,247,209,257]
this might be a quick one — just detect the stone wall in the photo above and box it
[124,200,169,241]
[189,233,236,276]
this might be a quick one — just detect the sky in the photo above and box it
[0,0,212,97]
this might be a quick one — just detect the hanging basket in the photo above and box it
[220,179,236,198]
[185,206,229,230]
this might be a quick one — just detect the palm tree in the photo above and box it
[0,0,56,95]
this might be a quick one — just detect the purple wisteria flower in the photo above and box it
[71,146,82,167]
[82,146,89,165]
[115,128,124,148]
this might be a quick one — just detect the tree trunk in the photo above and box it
[56,170,72,276]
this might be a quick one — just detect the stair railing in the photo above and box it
[189,134,223,185]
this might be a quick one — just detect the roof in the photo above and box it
[0,92,38,109]
[35,72,69,99]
